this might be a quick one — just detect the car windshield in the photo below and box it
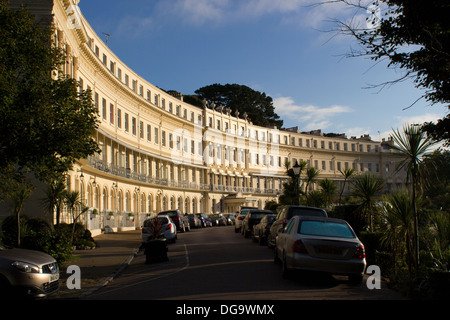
[298,221,355,238]
[291,208,326,217]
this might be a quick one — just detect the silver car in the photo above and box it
[141,215,177,243]
[275,216,366,283]
[0,248,60,298]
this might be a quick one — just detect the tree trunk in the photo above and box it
[412,178,419,278]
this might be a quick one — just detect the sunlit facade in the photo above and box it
[9,0,406,235]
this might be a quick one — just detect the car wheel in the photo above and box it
[273,248,281,264]
[266,236,274,249]
[258,234,265,246]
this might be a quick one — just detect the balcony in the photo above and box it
[87,158,282,195]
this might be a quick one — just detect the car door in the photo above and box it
[283,218,298,265]
[276,217,296,259]
[269,207,286,246]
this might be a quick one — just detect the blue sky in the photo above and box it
[78,0,447,141]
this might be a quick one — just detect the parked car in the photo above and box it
[267,205,327,248]
[210,214,227,226]
[195,213,213,227]
[0,248,60,298]
[234,207,257,233]
[252,214,277,245]
[158,209,190,232]
[241,209,274,238]
[274,216,366,283]
[186,214,202,228]
[223,214,236,225]
[141,215,177,243]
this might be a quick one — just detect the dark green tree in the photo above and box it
[0,1,100,183]
[195,83,283,128]
[420,149,450,211]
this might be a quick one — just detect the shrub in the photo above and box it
[0,215,94,266]
[0,215,30,247]
[330,205,366,235]
[22,226,73,266]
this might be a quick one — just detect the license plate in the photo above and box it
[318,246,342,255]
[50,273,59,282]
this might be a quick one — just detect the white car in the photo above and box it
[141,215,177,243]
[275,216,366,283]
[234,207,256,233]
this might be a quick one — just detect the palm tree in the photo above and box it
[42,176,67,225]
[351,173,384,231]
[338,168,355,204]
[390,123,436,273]
[292,160,307,205]
[305,167,320,201]
[280,159,307,205]
[319,178,338,209]
[64,191,82,245]
[380,190,414,279]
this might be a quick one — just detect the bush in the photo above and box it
[358,232,386,265]
[330,205,366,235]
[22,226,73,266]
[0,215,30,247]
[0,215,94,266]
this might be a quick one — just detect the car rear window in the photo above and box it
[291,208,327,217]
[298,221,355,238]
[144,217,168,227]
[250,212,271,219]
[160,211,177,217]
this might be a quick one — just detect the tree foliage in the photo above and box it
[332,0,450,145]
[0,1,99,183]
[194,83,283,128]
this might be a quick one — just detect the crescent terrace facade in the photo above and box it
[8,0,406,236]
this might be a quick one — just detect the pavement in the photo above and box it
[52,230,143,299]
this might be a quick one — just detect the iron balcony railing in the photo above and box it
[87,157,282,195]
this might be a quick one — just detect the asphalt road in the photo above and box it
[85,225,406,301]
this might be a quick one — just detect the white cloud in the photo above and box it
[240,0,305,17]
[394,113,444,127]
[171,0,231,26]
[114,0,370,37]
[274,96,352,131]
[342,112,447,142]
[115,15,155,38]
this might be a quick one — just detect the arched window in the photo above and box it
[103,187,109,212]
[170,196,175,210]
[184,197,190,214]
[148,194,153,213]
[162,196,167,211]
[192,198,197,213]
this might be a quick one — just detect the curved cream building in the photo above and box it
[11,0,406,235]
